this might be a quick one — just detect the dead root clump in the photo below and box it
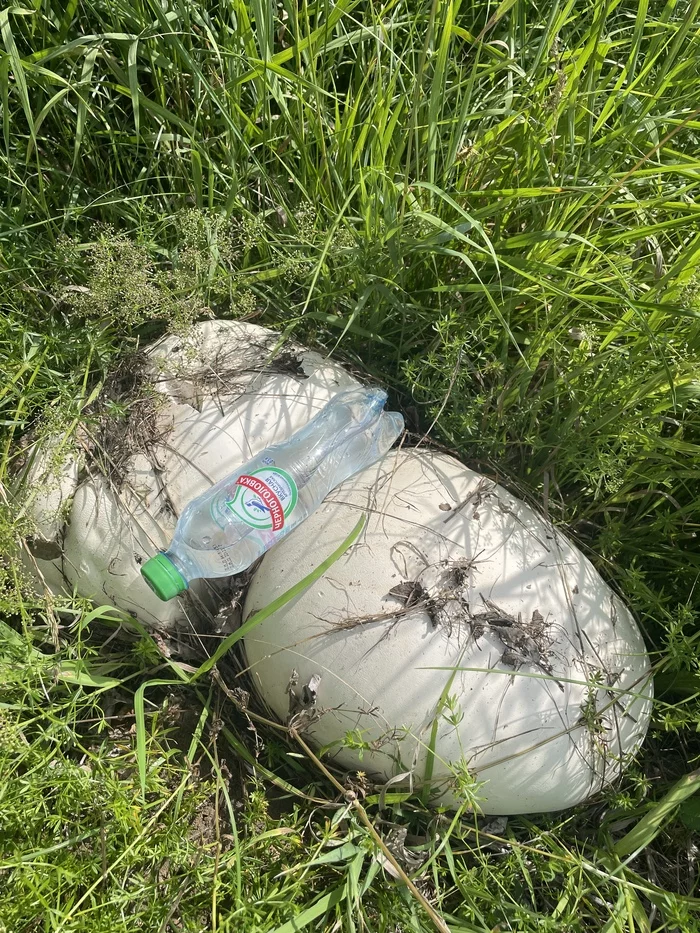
[150,327,310,413]
[81,326,317,491]
[324,557,560,685]
[79,349,170,489]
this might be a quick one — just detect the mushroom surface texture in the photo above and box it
[21,320,359,630]
[243,450,653,814]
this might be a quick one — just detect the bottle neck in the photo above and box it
[163,546,198,583]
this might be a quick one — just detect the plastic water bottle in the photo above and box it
[141,388,403,600]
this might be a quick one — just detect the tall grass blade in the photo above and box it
[614,768,700,858]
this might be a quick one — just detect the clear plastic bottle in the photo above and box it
[141,388,403,600]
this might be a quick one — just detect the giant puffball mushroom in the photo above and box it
[20,320,359,630]
[243,450,653,814]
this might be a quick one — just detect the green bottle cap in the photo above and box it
[140,553,188,601]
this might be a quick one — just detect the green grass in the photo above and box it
[2,0,700,929]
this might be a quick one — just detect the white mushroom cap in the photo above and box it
[22,320,359,629]
[244,450,653,814]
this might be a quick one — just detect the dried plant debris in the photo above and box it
[442,477,496,523]
[80,332,311,488]
[326,557,564,687]
[211,571,254,634]
[327,559,476,636]
[386,558,476,633]
[379,825,426,875]
[459,815,511,854]
[388,580,427,608]
[286,669,323,731]
[158,332,309,404]
[261,349,308,378]
[80,350,169,487]
[471,596,562,689]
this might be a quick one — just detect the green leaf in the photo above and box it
[479,0,520,38]
[0,617,26,650]
[269,883,347,933]
[55,660,122,689]
[0,54,9,154]
[301,841,362,867]
[678,798,700,833]
[0,7,36,148]
[76,604,132,633]
[25,86,70,161]
[653,671,700,698]
[127,38,140,140]
[134,677,183,799]
[73,44,99,166]
[191,148,203,208]
[614,768,700,858]
[58,0,79,42]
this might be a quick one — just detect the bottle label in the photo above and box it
[226,467,298,531]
